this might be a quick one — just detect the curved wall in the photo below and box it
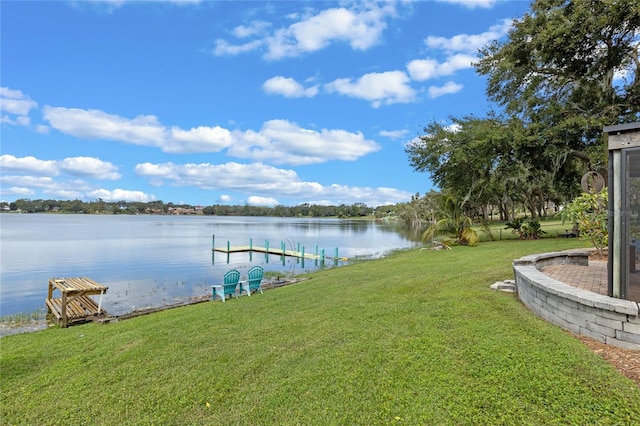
[513,251,640,350]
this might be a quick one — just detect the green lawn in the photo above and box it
[2,238,639,425]
[475,217,576,241]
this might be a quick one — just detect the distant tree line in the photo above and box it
[1,198,397,219]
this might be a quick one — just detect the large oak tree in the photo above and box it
[476,0,640,173]
[407,0,639,221]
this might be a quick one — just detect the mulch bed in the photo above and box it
[577,251,640,387]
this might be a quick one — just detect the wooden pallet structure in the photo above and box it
[46,277,108,327]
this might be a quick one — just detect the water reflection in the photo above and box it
[0,214,421,317]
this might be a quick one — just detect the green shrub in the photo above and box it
[559,190,608,253]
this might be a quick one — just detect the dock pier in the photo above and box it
[211,235,343,265]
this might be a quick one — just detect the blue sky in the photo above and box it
[1,0,529,207]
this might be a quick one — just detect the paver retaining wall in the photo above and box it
[513,251,640,350]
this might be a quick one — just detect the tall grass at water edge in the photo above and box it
[2,238,639,425]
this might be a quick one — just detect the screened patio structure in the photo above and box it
[605,122,640,302]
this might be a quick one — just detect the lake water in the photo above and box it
[0,214,421,317]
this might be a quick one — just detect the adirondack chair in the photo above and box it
[240,266,264,296]
[212,269,240,302]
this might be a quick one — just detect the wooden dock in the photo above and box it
[211,235,344,265]
[213,245,321,260]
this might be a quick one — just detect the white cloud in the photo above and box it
[0,87,38,115]
[213,39,264,56]
[263,76,319,98]
[435,0,503,9]
[400,19,512,99]
[0,186,35,197]
[0,175,95,201]
[43,107,166,146]
[86,188,156,202]
[247,196,278,206]
[41,105,379,165]
[59,157,121,180]
[168,126,233,153]
[406,59,439,81]
[0,87,37,126]
[230,119,380,165]
[214,2,399,60]
[232,21,271,38]
[42,106,376,164]
[428,81,464,98]
[325,71,416,107]
[379,129,411,140]
[424,19,513,53]
[0,154,120,180]
[407,53,475,81]
[35,125,50,134]
[41,102,380,164]
[1,175,57,189]
[42,106,233,154]
[134,161,300,190]
[0,155,57,176]
[134,161,412,206]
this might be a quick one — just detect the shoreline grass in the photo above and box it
[2,238,639,425]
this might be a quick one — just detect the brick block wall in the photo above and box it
[513,252,640,351]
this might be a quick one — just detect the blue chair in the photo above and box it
[212,269,240,302]
[240,266,264,296]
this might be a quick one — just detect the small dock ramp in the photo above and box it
[46,277,108,327]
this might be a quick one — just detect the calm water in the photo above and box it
[0,214,420,317]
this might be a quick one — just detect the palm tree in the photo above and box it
[422,196,479,246]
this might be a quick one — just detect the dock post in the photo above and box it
[249,238,253,262]
[97,289,104,316]
[301,246,305,268]
[265,240,269,263]
[334,247,339,266]
[321,248,325,265]
[212,234,215,265]
[281,241,286,266]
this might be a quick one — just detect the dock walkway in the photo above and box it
[213,245,321,260]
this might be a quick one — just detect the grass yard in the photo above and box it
[475,217,576,241]
[2,238,639,425]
